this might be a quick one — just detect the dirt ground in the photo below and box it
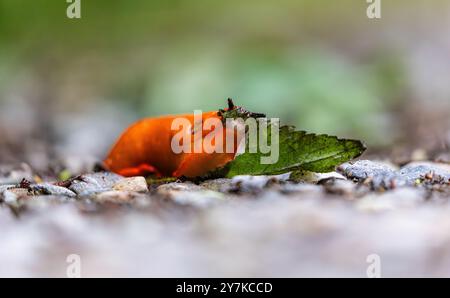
[0,156,449,277]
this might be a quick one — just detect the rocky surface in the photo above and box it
[0,160,449,277]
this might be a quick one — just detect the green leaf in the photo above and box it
[223,125,366,177]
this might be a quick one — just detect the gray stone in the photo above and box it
[398,162,450,184]
[30,183,76,197]
[338,160,450,190]
[338,160,397,189]
[69,172,123,196]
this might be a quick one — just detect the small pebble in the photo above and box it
[113,177,148,193]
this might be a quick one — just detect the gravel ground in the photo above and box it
[0,159,449,277]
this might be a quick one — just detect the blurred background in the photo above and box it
[0,0,449,174]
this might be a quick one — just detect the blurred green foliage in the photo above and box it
[0,0,414,146]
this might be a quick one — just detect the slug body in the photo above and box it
[104,100,265,178]
[104,110,239,178]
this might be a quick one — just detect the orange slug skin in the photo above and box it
[104,110,239,178]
